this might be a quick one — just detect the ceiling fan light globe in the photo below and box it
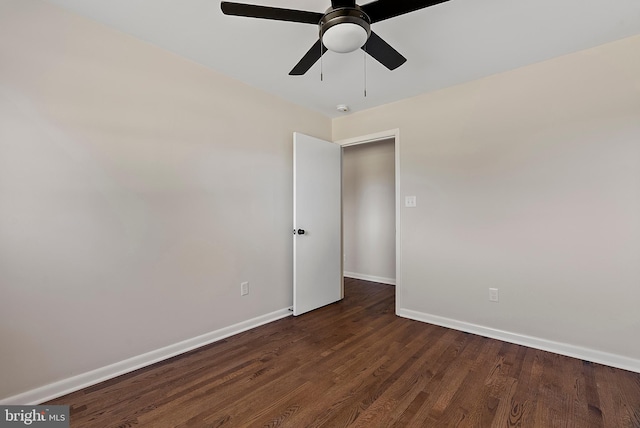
[322,23,368,53]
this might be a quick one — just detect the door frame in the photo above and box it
[335,129,401,314]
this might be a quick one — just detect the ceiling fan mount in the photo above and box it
[220,0,450,75]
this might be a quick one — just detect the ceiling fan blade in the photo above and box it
[362,31,406,70]
[361,0,449,23]
[289,39,327,75]
[331,0,356,8]
[221,2,323,24]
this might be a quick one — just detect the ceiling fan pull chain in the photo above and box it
[320,41,324,82]
[363,43,367,97]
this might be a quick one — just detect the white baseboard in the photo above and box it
[397,308,640,374]
[1,308,293,405]
[344,272,396,286]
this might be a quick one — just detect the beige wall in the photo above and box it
[334,35,640,365]
[0,0,330,400]
[343,139,395,283]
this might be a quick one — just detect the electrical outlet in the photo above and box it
[405,196,417,207]
[241,281,249,296]
[489,288,499,302]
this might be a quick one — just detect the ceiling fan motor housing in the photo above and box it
[320,7,371,53]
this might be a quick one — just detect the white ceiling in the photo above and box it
[45,0,640,118]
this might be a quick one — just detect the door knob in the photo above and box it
[297,229,306,235]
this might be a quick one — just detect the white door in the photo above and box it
[293,132,342,316]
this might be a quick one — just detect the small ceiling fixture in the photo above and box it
[336,104,350,112]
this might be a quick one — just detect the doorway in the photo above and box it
[337,129,400,312]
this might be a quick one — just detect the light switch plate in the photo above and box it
[405,196,417,207]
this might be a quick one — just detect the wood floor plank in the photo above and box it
[46,279,640,427]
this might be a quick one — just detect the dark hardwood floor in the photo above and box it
[47,278,640,427]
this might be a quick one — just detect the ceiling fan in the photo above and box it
[220,0,450,75]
